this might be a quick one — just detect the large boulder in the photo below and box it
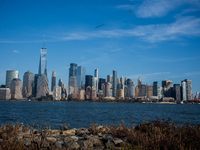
[63,129,76,136]
[54,140,64,149]
[46,137,57,143]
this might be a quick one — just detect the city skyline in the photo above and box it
[0,0,200,94]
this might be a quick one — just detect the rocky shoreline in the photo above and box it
[0,123,126,150]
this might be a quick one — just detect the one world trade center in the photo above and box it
[38,36,47,76]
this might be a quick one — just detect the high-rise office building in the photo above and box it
[181,81,187,101]
[92,77,98,93]
[138,77,142,87]
[157,87,163,100]
[38,37,47,76]
[113,70,117,97]
[10,78,23,99]
[85,75,93,90]
[147,85,153,98]
[153,81,158,96]
[0,88,11,100]
[36,74,49,98]
[22,71,34,98]
[174,84,181,100]
[107,75,113,83]
[183,79,192,101]
[58,78,62,87]
[68,76,78,95]
[103,82,110,97]
[125,77,127,85]
[6,70,18,88]
[99,78,106,90]
[127,83,135,98]
[51,71,56,92]
[76,66,86,89]
[162,79,173,97]
[139,84,147,96]
[53,86,61,100]
[120,75,124,85]
[94,68,98,92]
[69,63,77,79]
[32,74,39,97]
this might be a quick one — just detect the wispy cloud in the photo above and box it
[135,0,200,18]
[59,16,200,43]
[13,50,19,53]
[127,72,170,80]
[0,40,42,44]
[184,72,200,76]
[116,5,135,10]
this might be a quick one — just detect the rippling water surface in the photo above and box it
[0,101,199,129]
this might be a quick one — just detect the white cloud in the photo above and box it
[127,72,170,80]
[184,72,200,76]
[13,50,19,53]
[60,16,200,43]
[135,0,200,18]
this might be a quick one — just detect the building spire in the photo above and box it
[43,35,45,48]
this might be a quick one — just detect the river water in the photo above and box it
[0,101,199,129]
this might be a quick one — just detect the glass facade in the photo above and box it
[38,47,47,76]
[6,70,18,88]
[92,77,98,93]
[153,81,158,96]
[127,84,135,98]
[181,81,187,101]
[113,70,117,97]
[69,63,77,78]
[76,66,86,89]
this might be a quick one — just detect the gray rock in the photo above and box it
[17,134,23,140]
[23,138,31,146]
[105,140,115,149]
[51,131,60,137]
[112,138,123,146]
[77,140,93,149]
[97,133,102,137]
[102,134,113,142]
[63,140,80,149]
[54,140,64,149]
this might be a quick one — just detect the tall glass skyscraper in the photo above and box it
[6,70,18,88]
[38,37,47,76]
[94,68,98,92]
[113,70,117,97]
[76,66,86,89]
[69,63,77,79]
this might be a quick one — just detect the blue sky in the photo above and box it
[0,0,200,94]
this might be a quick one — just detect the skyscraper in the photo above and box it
[6,70,18,88]
[181,81,187,101]
[36,74,49,98]
[51,71,56,92]
[107,75,113,83]
[138,77,142,87]
[99,78,106,90]
[113,70,117,97]
[85,75,93,90]
[68,76,78,95]
[69,63,77,79]
[76,66,86,89]
[153,81,158,96]
[92,77,98,93]
[23,70,34,98]
[38,36,47,76]
[94,68,98,92]
[183,79,192,101]
[174,84,181,100]
[53,86,61,101]
[10,78,23,99]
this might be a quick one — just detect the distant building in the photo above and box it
[23,70,34,98]
[138,77,142,87]
[153,81,158,96]
[94,68,98,92]
[139,84,146,96]
[85,86,92,100]
[113,70,117,97]
[157,87,163,100]
[127,83,135,98]
[68,76,78,95]
[116,89,124,99]
[67,86,74,99]
[107,75,113,83]
[76,66,86,89]
[38,37,47,76]
[125,77,127,85]
[135,86,140,97]
[124,85,128,97]
[91,88,96,100]
[32,74,39,97]
[53,86,61,100]
[181,81,187,101]
[174,84,181,100]
[92,77,98,94]
[0,88,11,100]
[58,78,63,88]
[162,79,173,97]
[51,71,56,92]
[85,75,93,91]
[10,78,23,99]
[147,85,153,98]
[78,89,85,100]
[183,79,192,101]
[69,63,77,79]
[36,74,49,98]
[103,82,110,97]
[6,70,18,88]
[98,78,106,91]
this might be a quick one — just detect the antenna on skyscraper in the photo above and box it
[43,35,45,48]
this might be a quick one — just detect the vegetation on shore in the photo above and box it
[0,119,200,149]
